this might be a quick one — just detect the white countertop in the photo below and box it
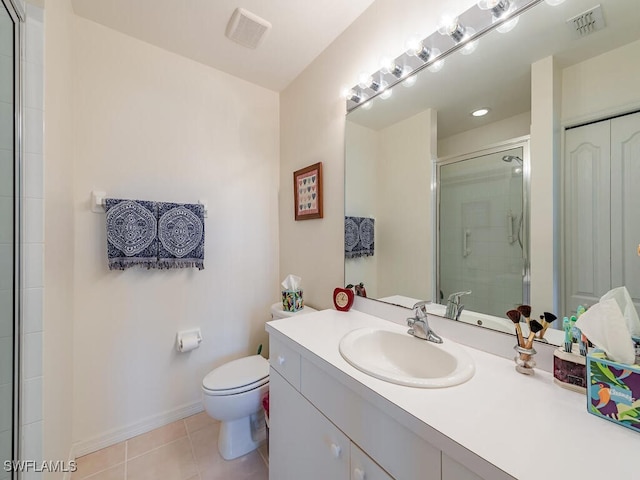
[266,309,640,480]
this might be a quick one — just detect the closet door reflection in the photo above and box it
[438,147,526,317]
[0,2,16,474]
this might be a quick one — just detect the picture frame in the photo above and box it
[293,162,323,221]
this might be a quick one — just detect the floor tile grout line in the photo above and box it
[126,433,191,461]
[124,441,128,480]
[185,418,203,477]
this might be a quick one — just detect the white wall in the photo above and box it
[345,121,379,297]
[529,56,561,315]
[71,17,280,448]
[43,0,75,475]
[377,110,435,300]
[562,39,640,124]
[280,0,476,310]
[438,111,531,159]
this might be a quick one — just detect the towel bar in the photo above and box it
[90,190,208,217]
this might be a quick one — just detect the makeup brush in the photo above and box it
[524,320,543,349]
[538,311,557,339]
[507,309,524,347]
[517,305,532,327]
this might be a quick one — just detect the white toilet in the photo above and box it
[201,302,317,460]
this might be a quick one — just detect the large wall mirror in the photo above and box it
[345,0,640,346]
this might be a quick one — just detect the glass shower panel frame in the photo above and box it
[435,138,530,318]
[1,0,22,476]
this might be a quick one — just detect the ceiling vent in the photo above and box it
[566,4,606,38]
[225,8,272,49]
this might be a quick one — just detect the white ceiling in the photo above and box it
[71,0,376,92]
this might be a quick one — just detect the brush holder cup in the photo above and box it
[514,345,537,375]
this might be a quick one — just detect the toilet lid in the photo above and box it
[202,355,269,392]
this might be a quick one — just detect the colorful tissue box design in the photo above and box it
[587,349,640,432]
[282,289,304,312]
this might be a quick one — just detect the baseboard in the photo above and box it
[71,401,204,458]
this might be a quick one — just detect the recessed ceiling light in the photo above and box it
[471,108,490,117]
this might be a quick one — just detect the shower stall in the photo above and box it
[1,0,22,476]
[437,142,529,318]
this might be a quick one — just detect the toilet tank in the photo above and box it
[270,302,317,320]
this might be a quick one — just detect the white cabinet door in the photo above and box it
[564,111,640,314]
[611,111,640,312]
[269,368,350,480]
[351,443,394,480]
[564,120,611,314]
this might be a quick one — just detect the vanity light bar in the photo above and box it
[345,0,546,112]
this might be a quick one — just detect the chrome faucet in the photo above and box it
[445,291,471,321]
[407,301,443,344]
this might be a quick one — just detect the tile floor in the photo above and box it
[72,412,268,480]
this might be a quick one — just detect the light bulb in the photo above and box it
[427,48,445,73]
[438,13,467,42]
[345,89,365,103]
[460,27,478,55]
[496,16,519,33]
[471,108,490,117]
[405,35,423,55]
[358,73,373,89]
[403,75,417,88]
[380,57,403,78]
[438,13,460,36]
[478,0,510,16]
[405,35,432,62]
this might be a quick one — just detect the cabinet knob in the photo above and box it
[353,467,366,480]
[277,355,285,365]
[330,443,342,458]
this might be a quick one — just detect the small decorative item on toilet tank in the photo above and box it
[281,274,304,312]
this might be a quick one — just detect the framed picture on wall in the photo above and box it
[293,162,323,221]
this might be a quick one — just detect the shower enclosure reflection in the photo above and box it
[437,144,528,318]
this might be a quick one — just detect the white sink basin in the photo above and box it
[339,327,475,388]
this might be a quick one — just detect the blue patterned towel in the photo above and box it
[345,216,375,259]
[157,202,205,270]
[105,199,158,270]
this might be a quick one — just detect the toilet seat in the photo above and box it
[202,355,269,396]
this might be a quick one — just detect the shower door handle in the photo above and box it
[463,229,471,257]
[507,211,514,244]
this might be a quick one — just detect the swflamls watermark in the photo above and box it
[4,460,77,473]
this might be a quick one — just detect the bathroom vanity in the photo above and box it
[266,309,638,480]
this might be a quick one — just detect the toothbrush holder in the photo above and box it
[514,345,537,375]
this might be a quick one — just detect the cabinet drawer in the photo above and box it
[269,336,301,390]
[301,358,440,480]
[351,443,394,480]
[270,369,350,480]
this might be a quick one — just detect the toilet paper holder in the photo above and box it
[176,328,203,352]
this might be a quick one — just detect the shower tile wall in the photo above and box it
[440,169,523,318]
[21,4,44,476]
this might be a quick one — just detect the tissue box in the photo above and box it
[586,348,640,433]
[282,289,304,312]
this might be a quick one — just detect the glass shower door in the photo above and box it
[438,146,527,318]
[0,1,17,476]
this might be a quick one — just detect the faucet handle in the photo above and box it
[447,291,472,303]
[411,301,430,318]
